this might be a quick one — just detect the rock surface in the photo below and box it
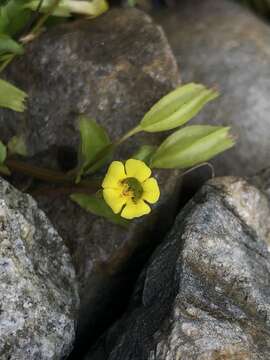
[154,0,270,177]
[0,7,181,355]
[0,177,79,360]
[86,176,270,360]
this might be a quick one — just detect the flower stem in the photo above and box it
[115,126,141,146]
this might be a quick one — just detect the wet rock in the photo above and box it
[154,0,270,177]
[0,8,181,354]
[87,176,270,359]
[0,177,79,360]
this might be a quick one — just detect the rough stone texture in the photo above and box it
[0,8,180,157]
[86,176,270,360]
[0,177,79,360]
[0,8,181,354]
[154,0,270,177]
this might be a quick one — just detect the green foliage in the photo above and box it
[0,78,27,111]
[76,115,111,182]
[151,125,235,169]
[138,83,218,132]
[0,81,235,224]
[70,193,129,227]
[0,0,31,36]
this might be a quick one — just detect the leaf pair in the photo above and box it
[138,83,218,133]
[150,125,235,169]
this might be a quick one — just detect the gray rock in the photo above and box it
[0,8,180,157]
[86,176,270,360]
[0,8,181,353]
[0,177,79,360]
[154,0,270,177]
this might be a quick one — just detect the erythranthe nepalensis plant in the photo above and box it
[0,83,235,224]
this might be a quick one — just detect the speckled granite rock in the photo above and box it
[0,177,79,360]
[154,0,270,177]
[0,8,181,355]
[86,176,270,360]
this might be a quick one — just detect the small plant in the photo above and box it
[0,83,235,225]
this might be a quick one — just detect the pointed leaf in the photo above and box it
[0,78,27,112]
[139,83,219,132]
[151,125,235,169]
[76,115,111,181]
[70,193,129,227]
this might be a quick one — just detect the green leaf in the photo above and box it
[0,0,31,36]
[76,115,111,181]
[0,78,27,112]
[7,135,28,156]
[151,125,235,169]
[70,192,129,227]
[0,140,7,164]
[0,34,24,55]
[132,145,157,164]
[25,0,109,17]
[139,83,219,132]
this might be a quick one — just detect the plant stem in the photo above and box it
[5,158,101,191]
[29,0,62,36]
[115,126,141,146]
[31,184,98,197]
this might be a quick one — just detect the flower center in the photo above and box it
[121,177,143,203]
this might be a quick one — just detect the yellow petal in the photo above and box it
[103,189,126,214]
[142,177,160,204]
[102,161,126,189]
[125,159,151,183]
[121,199,151,219]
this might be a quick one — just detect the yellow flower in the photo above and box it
[102,159,160,220]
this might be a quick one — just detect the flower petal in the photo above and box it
[125,159,151,182]
[121,199,151,219]
[102,161,126,189]
[103,189,126,214]
[142,177,160,204]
